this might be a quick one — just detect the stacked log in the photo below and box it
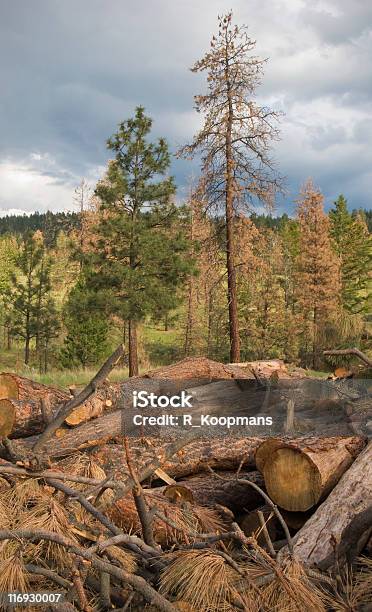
[286,440,372,569]
[255,436,366,511]
[0,374,124,437]
[0,358,273,438]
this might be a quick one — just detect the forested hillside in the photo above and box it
[0,181,370,381]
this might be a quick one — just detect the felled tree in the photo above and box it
[179,11,283,362]
[296,181,341,369]
[88,107,193,376]
[329,195,371,314]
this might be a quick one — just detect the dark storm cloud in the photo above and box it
[0,0,371,213]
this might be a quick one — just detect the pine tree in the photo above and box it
[0,235,18,349]
[88,107,193,376]
[60,280,109,368]
[296,181,341,369]
[329,195,371,313]
[179,11,283,362]
[10,232,58,364]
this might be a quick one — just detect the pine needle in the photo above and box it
[160,549,242,611]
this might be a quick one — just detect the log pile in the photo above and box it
[0,351,370,610]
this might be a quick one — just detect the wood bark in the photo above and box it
[288,440,372,569]
[128,320,139,378]
[89,436,262,481]
[0,376,125,437]
[255,436,366,512]
[0,372,68,404]
[144,357,251,381]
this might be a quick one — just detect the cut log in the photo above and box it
[230,359,296,380]
[0,399,15,437]
[0,372,68,403]
[90,436,262,481]
[256,436,366,511]
[0,398,52,437]
[11,401,263,468]
[12,409,126,456]
[144,357,251,381]
[288,440,372,569]
[0,381,124,437]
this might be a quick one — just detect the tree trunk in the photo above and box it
[24,334,30,365]
[225,54,240,363]
[184,277,194,357]
[128,319,138,377]
[255,436,366,511]
[90,436,262,480]
[287,440,372,569]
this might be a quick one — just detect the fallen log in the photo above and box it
[0,372,68,403]
[90,437,262,481]
[12,409,126,456]
[255,436,366,511]
[0,384,124,437]
[288,440,372,569]
[144,357,251,381]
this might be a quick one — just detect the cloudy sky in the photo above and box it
[1,0,371,216]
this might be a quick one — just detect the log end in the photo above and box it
[0,398,16,437]
[264,447,321,512]
[0,373,19,400]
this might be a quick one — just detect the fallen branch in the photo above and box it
[45,478,122,536]
[323,348,372,368]
[0,529,177,612]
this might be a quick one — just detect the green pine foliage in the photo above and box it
[86,106,195,374]
[8,231,59,365]
[60,280,109,368]
[329,195,371,313]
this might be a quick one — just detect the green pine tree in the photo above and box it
[10,231,58,364]
[60,280,109,368]
[329,195,371,313]
[87,107,194,375]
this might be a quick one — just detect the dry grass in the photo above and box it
[104,544,137,573]
[354,556,372,606]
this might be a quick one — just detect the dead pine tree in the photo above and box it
[179,11,284,362]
